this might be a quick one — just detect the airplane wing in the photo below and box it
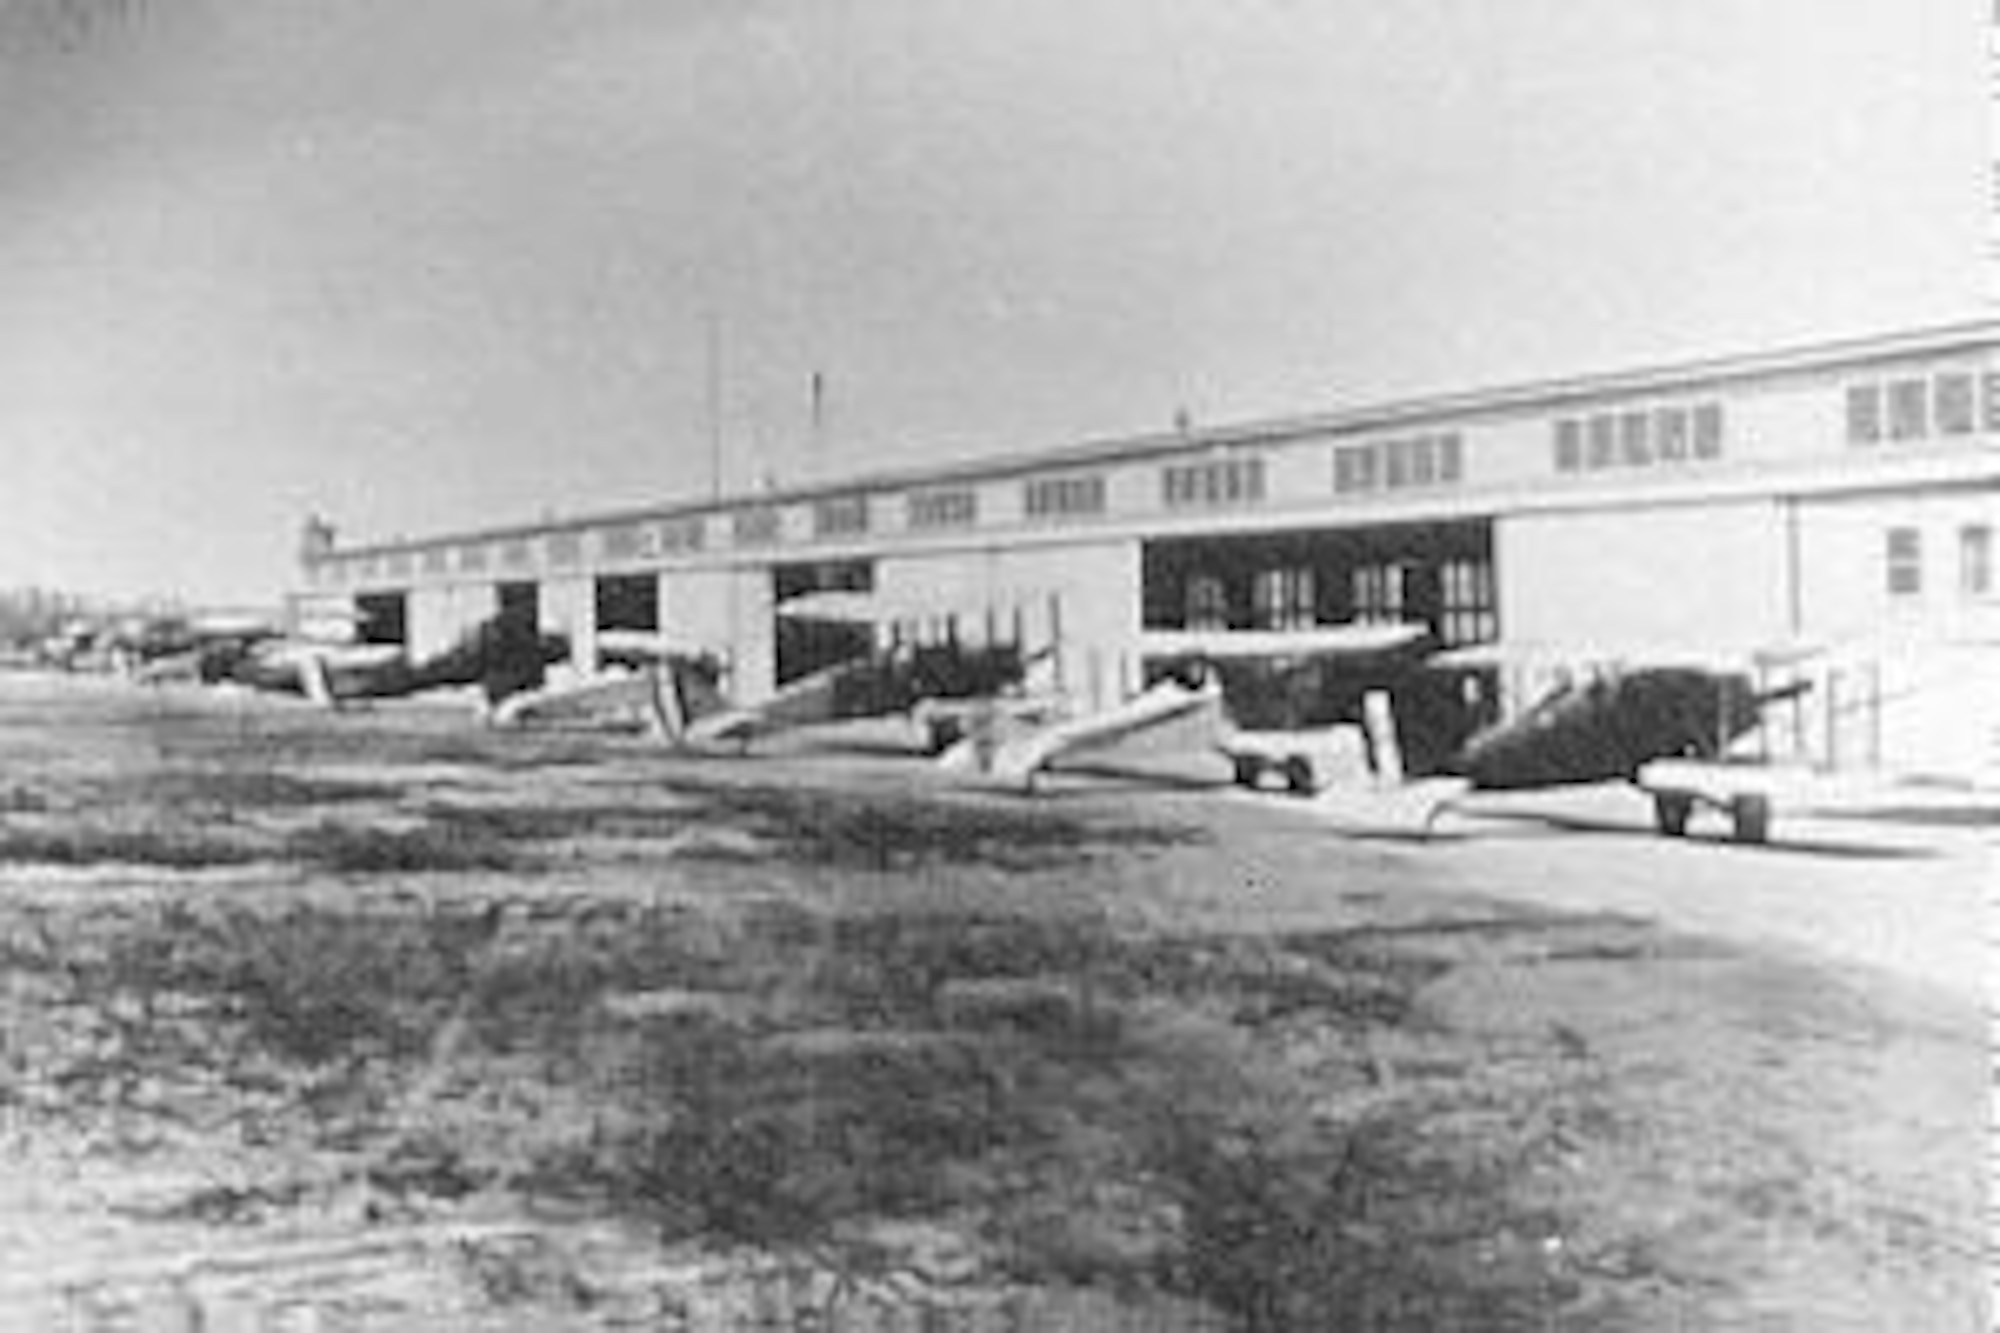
[1431,636,1827,674]
[1142,623,1428,662]
[983,678,1225,786]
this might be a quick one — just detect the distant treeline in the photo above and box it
[0,588,178,648]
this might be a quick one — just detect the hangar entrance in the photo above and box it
[773,558,874,686]
[494,581,539,634]
[594,574,659,633]
[594,573,661,669]
[1141,520,1498,773]
[353,591,407,647]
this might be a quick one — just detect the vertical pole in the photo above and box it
[705,311,723,503]
[1869,660,1883,769]
[1048,592,1065,693]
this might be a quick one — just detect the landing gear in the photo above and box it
[1653,792,1694,837]
[1729,794,1771,845]
[1231,755,1264,789]
[1281,756,1318,797]
[1650,788,1771,843]
[925,717,964,756]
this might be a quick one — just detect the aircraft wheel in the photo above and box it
[926,718,964,756]
[1282,756,1317,797]
[1232,756,1263,789]
[1653,792,1694,837]
[1730,794,1771,845]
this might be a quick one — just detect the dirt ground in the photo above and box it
[0,676,1984,1330]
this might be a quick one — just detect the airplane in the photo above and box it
[974,627,1816,843]
[495,588,1060,752]
[211,612,571,714]
[960,622,1436,791]
[1427,641,1818,842]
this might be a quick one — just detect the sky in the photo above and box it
[0,0,1984,605]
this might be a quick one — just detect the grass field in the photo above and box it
[0,679,1982,1329]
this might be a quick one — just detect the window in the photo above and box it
[658,516,705,552]
[813,495,870,538]
[1334,445,1380,493]
[1655,406,1690,461]
[1352,563,1405,623]
[1383,440,1411,488]
[457,544,488,573]
[1436,433,1464,483]
[1962,524,1992,597]
[1845,384,1882,445]
[1885,527,1922,597]
[1251,567,1315,631]
[1407,437,1437,487]
[385,551,413,578]
[1185,575,1229,631]
[1163,458,1264,509]
[1983,373,2000,433]
[1935,373,1976,436]
[733,506,781,545]
[1619,411,1651,466]
[1887,379,1928,441]
[1024,474,1106,519]
[599,524,650,561]
[546,532,583,567]
[500,540,533,570]
[1586,415,1616,469]
[1692,403,1724,459]
[1554,420,1582,472]
[1438,558,1498,647]
[421,548,449,575]
[908,488,977,530]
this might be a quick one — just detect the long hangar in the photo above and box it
[295,320,2000,780]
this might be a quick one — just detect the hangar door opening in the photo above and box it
[494,580,539,635]
[1140,520,1498,774]
[353,591,408,647]
[773,558,874,686]
[593,573,659,635]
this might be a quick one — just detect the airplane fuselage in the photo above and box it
[1453,667,1764,791]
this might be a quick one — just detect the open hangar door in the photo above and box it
[772,558,875,687]
[592,572,660,668]
[1140,520,1500,775]
[352,590,409,648]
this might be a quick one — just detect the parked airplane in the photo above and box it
[1429,642,1817,842]
[497,589,1058,751]
[979,627,1815,843]
[960,623,1434,790]
[216,614,571,713]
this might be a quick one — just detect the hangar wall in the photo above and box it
[1496,500,1789,651]
[665,566,776,704]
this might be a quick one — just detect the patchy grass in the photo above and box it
[0,823,262,869]
[13,887,1604,1326]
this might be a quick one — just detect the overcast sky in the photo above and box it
[0,0,1982,605]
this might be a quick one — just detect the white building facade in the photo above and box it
[297,322,2000,782]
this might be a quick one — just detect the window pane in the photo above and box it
[1887,379,1928,440]
[1437,433,1463,482]
[1409,437,1436,486]
[1587,415,1616,468]
[1620,411,1651,465]
[1554,420,1581,471]
[1845,384,1881,445]
[1655,407,1689,461]
[1935,373,1975,436]
[1962,525,1992,596]
[1692,404,1723,459]
[1886,527,1922,596]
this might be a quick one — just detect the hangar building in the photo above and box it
[294,321,2000,782]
